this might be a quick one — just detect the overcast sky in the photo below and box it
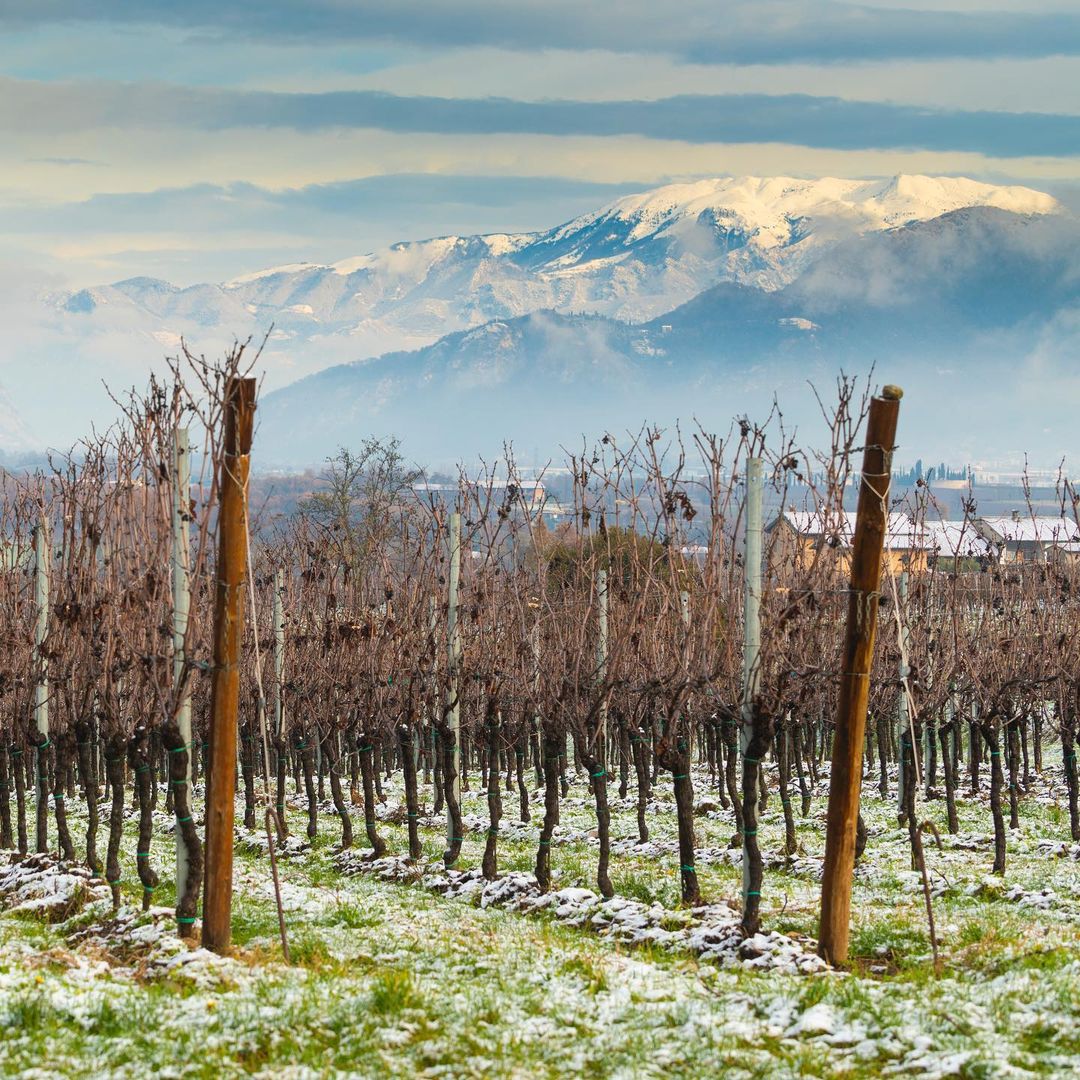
[3,0,1079,286]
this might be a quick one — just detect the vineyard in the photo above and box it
[2,352,1080,1079]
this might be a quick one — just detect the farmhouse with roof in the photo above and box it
[766,509,996,575]
[972,513,1080,564]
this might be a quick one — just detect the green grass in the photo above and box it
[2,762,1080,1077]
[369,967,423,1014]
[559,953,610,994]
[325,898,381,929]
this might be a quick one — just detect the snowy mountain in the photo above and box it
[50,174,1057,372]
[510,174,1057,311]
[18,173,1065,455]
[259,206,1080,466]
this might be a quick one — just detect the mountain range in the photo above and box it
[18,174,1078,464]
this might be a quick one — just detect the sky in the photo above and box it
[2,0,1080,288]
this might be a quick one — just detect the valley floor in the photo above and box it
[2,761,1080,1078]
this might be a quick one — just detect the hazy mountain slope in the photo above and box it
[259,207,1080,466]
[0,384,40,459]
[13,173,1063,455]
[47,174,1058,376]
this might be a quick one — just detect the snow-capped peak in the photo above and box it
[52,172,1065,394]
[217,174,1059,308]
[226,262,324,287]
[859,174,1059,224]
[329,232,536,277]
[552,174,1059,247]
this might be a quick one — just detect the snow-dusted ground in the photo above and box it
[2,758,1080,1077]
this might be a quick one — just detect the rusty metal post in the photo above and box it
[202,377,256,954]
[818,385,902,967]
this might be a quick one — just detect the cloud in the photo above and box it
[27,156,106,166]
[3,2,1080,65]
[2,78,1079,158]
[0,174,651,285]
[1,174,646,234]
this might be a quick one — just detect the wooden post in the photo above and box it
[896,569,909,816]
[426,594,437,775]
[596,568,609,769]
[446,510,462,847]
[741,457,763,909]
[530,621,542,784]
[273,567,285,741]
[33,521,49,854]
[947,686,957,768]
[818,385,902,967]
[172,427,193,923]
[202,377,256,954]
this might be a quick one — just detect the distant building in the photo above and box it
[413,479,566,528]
[679,544,709,565]
[972,514,1080,564]
[766,510,994,575]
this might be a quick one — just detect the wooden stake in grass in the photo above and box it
[740,456,763,930]
[443,509,463,867]
[202,376,256,955]
[272,566,289,839]
[818,385,902,967]
[33,521,50,854]
[171,426,196,935]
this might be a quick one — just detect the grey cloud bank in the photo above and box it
[4,79,1080,159]
[2,1,1080,64]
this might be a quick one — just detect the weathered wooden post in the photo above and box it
[818,385,902,967]
[530,620,542,786]
[947,685,958,777]
[741,456,764,912]
[171,426,194,928]
[272,566,288,831]
[33,521,49,854]
[596,568,609,768]
[896,569,909,817]
[425,594,437,777]
[446,509,462,851]
[272,567,285,741]
[202,377,256,954]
